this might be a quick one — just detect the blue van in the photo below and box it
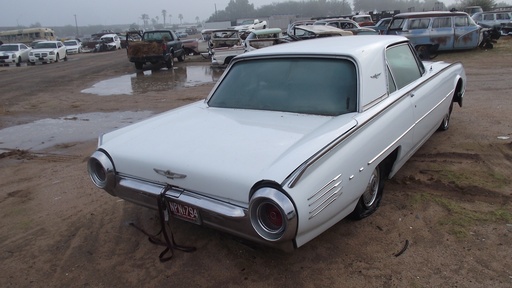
[387,11,481,55]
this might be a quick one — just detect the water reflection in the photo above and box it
[81,65,224,96]
[0,111,153,152]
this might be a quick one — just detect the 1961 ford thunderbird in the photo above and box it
[88,35,465,251]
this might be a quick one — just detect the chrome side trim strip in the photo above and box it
[285,62,461,188]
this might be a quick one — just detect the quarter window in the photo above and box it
[455,16,470,27]
[386,44,423,89]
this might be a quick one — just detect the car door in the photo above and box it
[19,44,30,61]
[454,15,480,49]
[386,43,441,147]
[430,17,454,50]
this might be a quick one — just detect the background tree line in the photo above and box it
[208,0,509,22]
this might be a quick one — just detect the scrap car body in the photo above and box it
[387,11,482,57]
[88,35,466,251]
[208,29,245,66]
[243,28,288,52]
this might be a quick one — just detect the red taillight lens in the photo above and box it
[249,187,297,242]
[259,202,283,231]
[162,43,167,52]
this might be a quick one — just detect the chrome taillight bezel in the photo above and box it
[249,187,297,242]
[87,150,116,192]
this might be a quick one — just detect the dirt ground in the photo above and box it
[0,38,511,288]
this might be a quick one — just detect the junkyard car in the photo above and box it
[387,11,482,56]
[233,19,268,31]
[63,39,82,54]
[367,17,392,34]
[243,28,288,52]
[471,10,512,35]
[208,29,244,66]
[288,25,353,40]
[313,18,378,35]
[94,34,121,52]
[88,35,465,251]
[28,41,67,64]
[0,43,32,66]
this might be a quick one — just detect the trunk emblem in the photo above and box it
[153,168,187,179]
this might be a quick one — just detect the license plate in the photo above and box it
[168,201,200,224]
[39,57,44,60]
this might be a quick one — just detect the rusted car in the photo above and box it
[387,11,482,58]
[243,28,289,52]
[208,29,244,66]
[287,25,353,41]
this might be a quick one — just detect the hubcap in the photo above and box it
[362,168,380,208]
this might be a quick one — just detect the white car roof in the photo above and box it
[240,35,407,59]
[236,35,410,108]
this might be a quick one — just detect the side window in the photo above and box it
[483,14,494,21]
[432,17,452,28]
[386,44,423,90]
[455,16,469,27]
[409,18,430,29]
[497,13,510,20]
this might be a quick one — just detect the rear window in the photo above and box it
[144,32,173,41]
[208,58,358,116]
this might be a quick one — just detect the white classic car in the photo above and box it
[0,43,32,66]
[88,36,465,251]
[28,41,67,64]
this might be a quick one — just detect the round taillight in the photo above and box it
[258,202,283,232]
[87,150,115,191]
[249,187,297,242]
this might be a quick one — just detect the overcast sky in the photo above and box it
[2,0,466,27]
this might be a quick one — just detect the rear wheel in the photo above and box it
[177,52,185,62]
[64,53,68,61]
[350,165,384,220]
[438,102,454,131]
[165,57,173,69]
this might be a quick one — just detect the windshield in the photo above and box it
[64,41,77,45]
[34,42,57,49]
[0,45,19,51]
[208,58,357,116]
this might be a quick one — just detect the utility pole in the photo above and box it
[74,14,79,38]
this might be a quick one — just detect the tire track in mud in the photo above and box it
[393,147,512,206]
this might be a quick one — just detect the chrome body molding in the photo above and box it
[114,175,295,250]
[308,174,343,219]
[285,62,462,188]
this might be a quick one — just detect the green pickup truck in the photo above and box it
[126,29,185,70]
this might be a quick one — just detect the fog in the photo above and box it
[2,0,463,27]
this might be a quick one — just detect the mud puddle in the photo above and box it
[0,111,153,152]
[81,65,224,96]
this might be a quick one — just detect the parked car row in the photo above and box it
[0,40,73,66]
